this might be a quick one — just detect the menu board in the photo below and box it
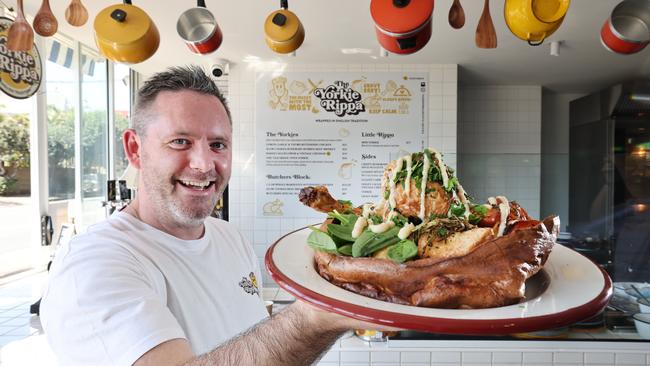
[255,72,428,218]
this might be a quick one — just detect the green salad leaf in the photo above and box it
[387,239,418,263]
[306,226,338,254]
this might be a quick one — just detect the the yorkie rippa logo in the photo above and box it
[0,17,42,99]
[313,80,365,117]
[239,272,260,296]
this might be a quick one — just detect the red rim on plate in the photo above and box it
[265,226,613,335]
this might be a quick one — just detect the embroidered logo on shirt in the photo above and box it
[239,272,260,296]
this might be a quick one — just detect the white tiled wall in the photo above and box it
[458,85,542,219]
[314,337,650,366]
[226,63,457,286]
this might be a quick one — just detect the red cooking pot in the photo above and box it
[177,0,222,55]
[601,0,650,55]
[370,0,434,55]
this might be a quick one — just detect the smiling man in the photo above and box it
[40,66,383,366]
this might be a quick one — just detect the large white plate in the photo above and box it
[265,227,612,334]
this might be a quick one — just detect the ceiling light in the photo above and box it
[550,41,561,56]
[340,48,372,55]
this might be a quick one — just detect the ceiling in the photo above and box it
[8,0,650,93]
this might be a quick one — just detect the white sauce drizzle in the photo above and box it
[487,196,497,206]
[496,195,510,237]
[388,157,403,209]
[456,183,471,219]
[369,220,395,234]
[403,154,412,195]
[362,203,374,218]
[352,216,368,238]
[398,222,416,240]
[418,150,430,220]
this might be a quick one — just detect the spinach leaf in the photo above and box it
[327,217,357,243]
[387,239,418,263]
[352,226,401,257]
[306,227,338,254]
[337,244,353,256]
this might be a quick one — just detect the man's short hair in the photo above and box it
[131,65,231,136]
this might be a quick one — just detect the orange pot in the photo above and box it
[370,0,434,55]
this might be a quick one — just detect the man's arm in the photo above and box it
[134,300,373,366]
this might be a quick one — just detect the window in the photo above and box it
[80,46,108,227]
[46,35,77,231]
[114,63,131,179]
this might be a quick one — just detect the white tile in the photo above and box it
[429,68,443,82]
[430,82,443,96]
[432,351,461,363]
[554,352,583,364]
[316,363,339,366]
[443,66,457,83]
[370,351,400,363]
[462,352,492,363]
[341,351,370,363]
[443,82,457,96]
[493,352,522,363]
[443,95,457,110]
[615,353,646,365]
[320,350,340,362]
[431,363,460,366]
[400,351,430,363]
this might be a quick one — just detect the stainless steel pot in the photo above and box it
[177,0,222,55]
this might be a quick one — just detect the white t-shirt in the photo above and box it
[41,211,269,366]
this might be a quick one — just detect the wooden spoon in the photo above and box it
[475,0,497,49]
[6,0,34,52]
[65,0,89,27]
[33,0,58,37]
[448,0,465,29]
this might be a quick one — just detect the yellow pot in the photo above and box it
[94,1,160,64]
[264,8,304,54]
[504,0,570,45]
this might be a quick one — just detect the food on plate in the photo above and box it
[299,148,559,309]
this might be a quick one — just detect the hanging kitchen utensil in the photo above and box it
[264,0,305,54]
[94,0,160,64]
[33,0,58,37]
[601,0,650,55]
[476,0,497,49]
[6,0,34,52]
[504,0,570,46]
[448,0,465,29]
[370,0,434,55]
[177,0,223,55]
[65,0,89,27]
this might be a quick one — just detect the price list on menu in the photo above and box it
[256,72,427,218]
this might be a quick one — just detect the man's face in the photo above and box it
[137,90,232,227]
